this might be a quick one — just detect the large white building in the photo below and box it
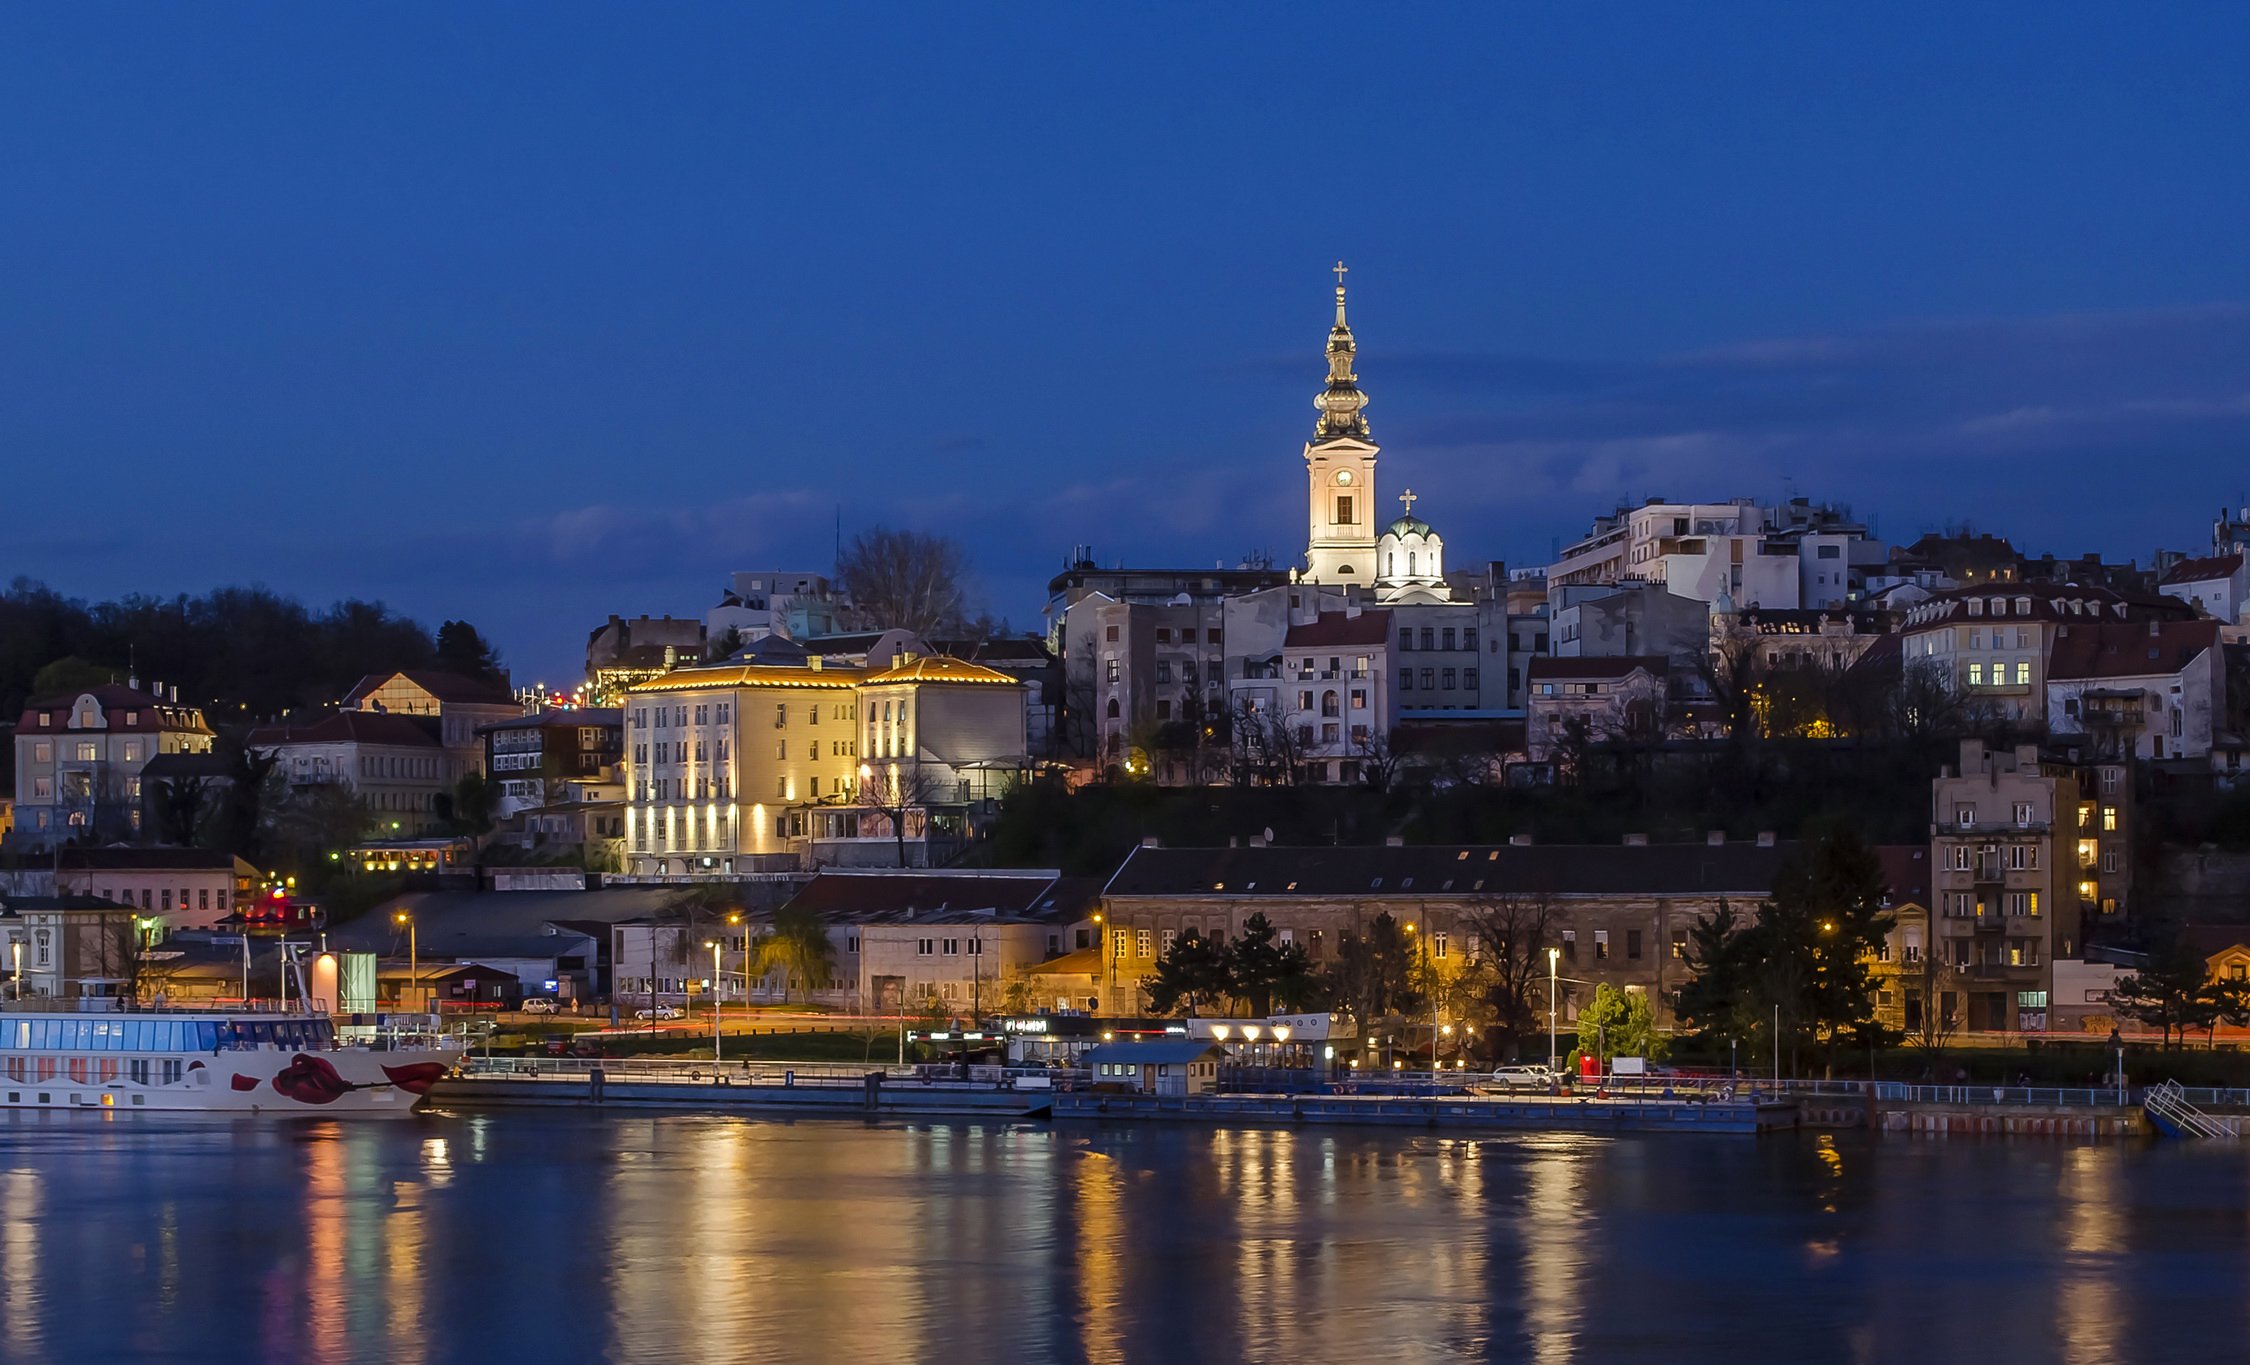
[1547,497,1883,613]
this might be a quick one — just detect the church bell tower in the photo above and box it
[1303,261,1379,586]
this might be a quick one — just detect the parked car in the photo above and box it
[634,1005,683,1022]
[520,998,560,1015]
[1489,1064,1559,1089]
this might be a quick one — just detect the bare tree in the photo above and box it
[858,762,950,867]
[1459,893,1562,1061]
[1353,727,1402,793]
[836,527,969,636]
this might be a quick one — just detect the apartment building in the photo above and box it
[1899,583,2192,723]
[247,712,451,836]
[10,683,214,846]
[479,707,625,819]
[1929,740,2083,1033]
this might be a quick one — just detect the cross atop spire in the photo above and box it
[1312,260,1370,441]
[1399,488,1417,517]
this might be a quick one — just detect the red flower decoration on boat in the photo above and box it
[230,1073,261,1092]
[381,1062,448,1095]
[271,1054,353,1105]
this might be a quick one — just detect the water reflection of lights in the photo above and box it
[2,1170,43,1355]
[2057,1146,2122,1365]
[1522,1138,1592,1365]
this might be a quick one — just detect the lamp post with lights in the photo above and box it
[1547,946,1560,1075]
[707,940,723,1064]
[394,911,417,1013]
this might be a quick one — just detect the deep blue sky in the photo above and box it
[7,5,2250,684]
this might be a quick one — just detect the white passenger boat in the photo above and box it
[0,1009,458,1114]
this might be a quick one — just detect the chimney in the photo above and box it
[1229,836,1239,848]
[1384,835,1405,847]
[1509,834,1534,846]
[1140,836,1160,848]
[1755,831,1777,847]
[1706,830,1727,846]
[1623,833,1649,846]
[1247,833,1266,848]
[170,685,179,703]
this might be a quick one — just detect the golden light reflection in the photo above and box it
[1074,1143,1127,1365]
[2,1169,44,1356]
[1523,1137,1590,1365]
[2056,1145,2122,1365]
[306,1130,347,1365]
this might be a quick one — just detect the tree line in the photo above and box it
[0,577,504,718]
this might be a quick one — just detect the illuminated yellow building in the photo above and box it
[622,647,863,876]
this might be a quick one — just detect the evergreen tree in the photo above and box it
[435,620,504,681]
[2110,938,2224,1047]
[1142,930,1230,1016]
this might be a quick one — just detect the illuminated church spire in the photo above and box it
[1313,260,1370,442]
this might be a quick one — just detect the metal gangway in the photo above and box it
[2144,1080,2241,1139]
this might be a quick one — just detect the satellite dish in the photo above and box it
[1263,827,1275,844]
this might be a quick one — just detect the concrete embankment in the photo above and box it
[435,1073,1052,1120]
[1790,1088,2150,1138]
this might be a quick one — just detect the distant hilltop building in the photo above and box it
[585,615,707,704]
[1042,266,1519,782]
[706,572,842,645]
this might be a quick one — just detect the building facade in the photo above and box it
[1928,741,2083,1033]
[10,683,214,847]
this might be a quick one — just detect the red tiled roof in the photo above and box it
[14,685,213,735]
[248,711,443,748]
[1283,610,1393,649]
[2047,621,2221,683]
[343,670,515,707]
[1526,655,1666,682]
[2161,552,2244,586]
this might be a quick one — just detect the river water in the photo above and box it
[0,1110,2243,1363]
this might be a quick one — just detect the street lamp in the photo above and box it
[393,911,417,1013]
[1547,947,1560,1074]
[707,940,723,1064]
[2108,1026,2125,1104]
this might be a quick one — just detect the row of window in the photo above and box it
[1402,668,1474,693]
[0,1018,332,1052]
[28,739,153,764]
[914,937,985,957]
[1938,891,2042,917]
[96,887,227,914]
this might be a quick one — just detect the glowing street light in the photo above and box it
[1547,946,1561,1076]
[706,940,724,1064]
[395,911,417,1013]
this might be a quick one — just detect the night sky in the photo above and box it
[7,5,2249,683]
